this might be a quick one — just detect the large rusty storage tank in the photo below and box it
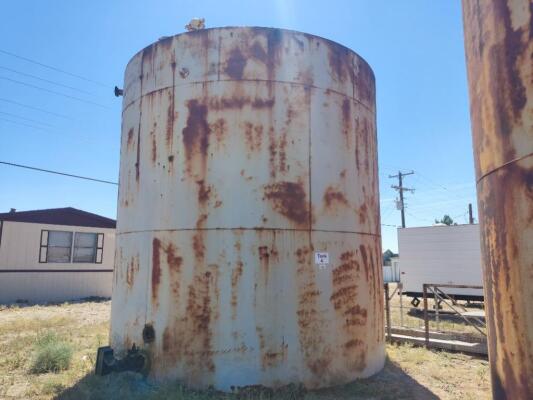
[110,26,384,390]
[463,1,533,398]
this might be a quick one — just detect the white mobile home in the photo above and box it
[0,207,115,304]
[398,224,483,301]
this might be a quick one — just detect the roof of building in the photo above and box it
[0,207,116,229]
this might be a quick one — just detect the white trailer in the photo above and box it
[397,224,484,304]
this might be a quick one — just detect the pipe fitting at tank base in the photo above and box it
[95,344,149,376]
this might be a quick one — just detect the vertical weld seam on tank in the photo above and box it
[135,51,145,185]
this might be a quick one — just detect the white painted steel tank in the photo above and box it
[110,26,384,390]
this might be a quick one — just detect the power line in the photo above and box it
[404,210,432,225]
[0,111,54,127]
[0,65,94,95]
[380,201,397,221]
[0,76,110,109]
[0,116,51,132]
[0,161,118,185]
[0,117,105,146]
[414,171,474,203]
[0,48,110,88]
[0,97,71,119]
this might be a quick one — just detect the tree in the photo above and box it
[434,215,457,226]
[382,249,397,266]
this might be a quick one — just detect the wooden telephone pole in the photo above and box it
[389,171,415,228]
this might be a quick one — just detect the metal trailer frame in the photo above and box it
[422,284,486,348]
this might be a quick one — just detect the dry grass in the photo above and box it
[0,300,490,400]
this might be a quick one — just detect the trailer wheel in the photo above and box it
[411,297,420,307]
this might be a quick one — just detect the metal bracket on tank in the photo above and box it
[95,344,149,376]
[114,86,123,97]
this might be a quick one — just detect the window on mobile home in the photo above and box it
[46,231,73,263]
[40,230,104,263]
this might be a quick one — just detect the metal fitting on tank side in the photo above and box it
[95,345,150,376]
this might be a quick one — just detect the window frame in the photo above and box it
[39,230,105,264]
[95,233,104,264]
[43,230,74,264]
[72,232,97,264]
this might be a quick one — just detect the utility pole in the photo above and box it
[468,203,474,224]
[389,171,415,228]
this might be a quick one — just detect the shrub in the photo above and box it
[30,332,73,374]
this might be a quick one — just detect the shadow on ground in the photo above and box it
[54,356,439,400]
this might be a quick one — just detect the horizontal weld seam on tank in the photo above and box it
[476,152,533,184]
[121,79,374,114]
[116,228,381,236]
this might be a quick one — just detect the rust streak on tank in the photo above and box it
[357,63,374,107]
[126,256,139,288]
[244,122,264,153]
[196,180,211,204]
[268,127,278,178]
[257,245,273,285]
[225,47,247,80]
[184,269,216,372]
[341,98,351,142]
[358,203,368,224]
[250,41,268,62]
[231,261,243,319]
[359,244,370,283]
[294,245,332,377]
[167,61,176,148]
[193,232,206,260]
[165,242,182,296]
[127,128,134,149]
[330,285,358,310]
[323,186,349,209]
[152,238,162,302]
[332,251,359,286]
[209,96,275,110]
[278,131,288,173]
[165,243,183,273]
[135,127,141,182]
[151,125,157,164]
[262,343,288,369]
[210,118,227,145]
[264,181,309,226]
[327,46,348,82]
[182,99,210,175]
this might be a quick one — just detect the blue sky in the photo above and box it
[0,1,476,252]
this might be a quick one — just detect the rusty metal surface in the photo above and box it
[110,26,383,390]
[462,1,533,398]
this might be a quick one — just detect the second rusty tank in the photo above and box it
[110,26,384,390]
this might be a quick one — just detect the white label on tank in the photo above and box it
[315,252,329,269]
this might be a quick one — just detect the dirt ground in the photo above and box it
[0,300,490,400]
